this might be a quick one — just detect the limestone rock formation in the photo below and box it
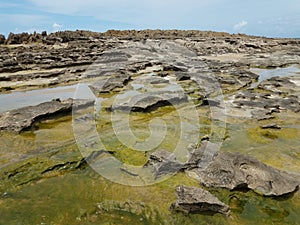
[0,98,93,132]
[187,147,300,196]
[171,185,230,216]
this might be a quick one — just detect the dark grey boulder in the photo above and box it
[171,185,230,216]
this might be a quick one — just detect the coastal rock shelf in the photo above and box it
[0,98,93,132]
[0,30,299,225]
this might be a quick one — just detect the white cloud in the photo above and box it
[27,0,221,27]
[52,22,63,31]
[233,20,248,30]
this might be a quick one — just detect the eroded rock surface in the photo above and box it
[0,98,93,132]
[0,30,299,222]
[1,30,299,94]
[144,150,184,178]
[187,142,300,196]
[90,74,131,93]
[171,185,230,216]
[145,140,300,197]
[225,73,300,120]
[110,90,188,112]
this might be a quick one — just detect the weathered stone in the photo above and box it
[171,185,230,216]
[144,150,184,178]
[148,77,169,84]
[90,74,131,93]
[188,148,300,196]
[5,32,31,45]
[184,141,220,170]
[0,34,5,45]
[1,30,299,95]
[109,91,188,112]
[175,72,191,81]
[0,98,93,133]
[148,149,176,163]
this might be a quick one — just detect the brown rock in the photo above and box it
[0,34,5,44]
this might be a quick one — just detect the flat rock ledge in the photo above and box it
[188,149,300,196]
[146,141,300,197]
[171,185,230,216]
[109,91,188,112]
[0,98,93,133]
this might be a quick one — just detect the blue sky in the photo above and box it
[0,0,299,38]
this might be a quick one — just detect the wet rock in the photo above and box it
[109,91,188,112]
[175,72,191,81]
[90,74,131,93]
[145,150,184,178]
[148,150,176,163]
[97,199,159,221]
[0,146,105,193]
[200,98,220,107]
[0,98,93,133]
[148,77,169,84]
[1,30,300,95]
[242,53,300,68]
[188,147,299,196]
[251,109,275,120]
[157,71,169,77]
[261,124,281,129]
[230,80,300,120]
[171,185,230,216]
[184,141,220,170]
[97,51,131,63]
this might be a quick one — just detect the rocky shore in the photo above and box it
[1,30,299,93]
[0,30,299,224]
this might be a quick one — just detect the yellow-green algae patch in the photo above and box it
[0,88,299,224]
[247,127,299,144]
[1,162,300,225]
[222,115,300,173]
[0,166,229,225]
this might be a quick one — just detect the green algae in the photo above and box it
[0,81,300,225]
[247,126,299,144]
[0,167,231,225]
[1,161,299,225]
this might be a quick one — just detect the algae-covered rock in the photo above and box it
[171,185,230,216]
[188,146,300,196]
[0,98,93,133]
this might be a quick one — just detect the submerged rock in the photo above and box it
[171,185,230,216]
[0,98,93,133]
